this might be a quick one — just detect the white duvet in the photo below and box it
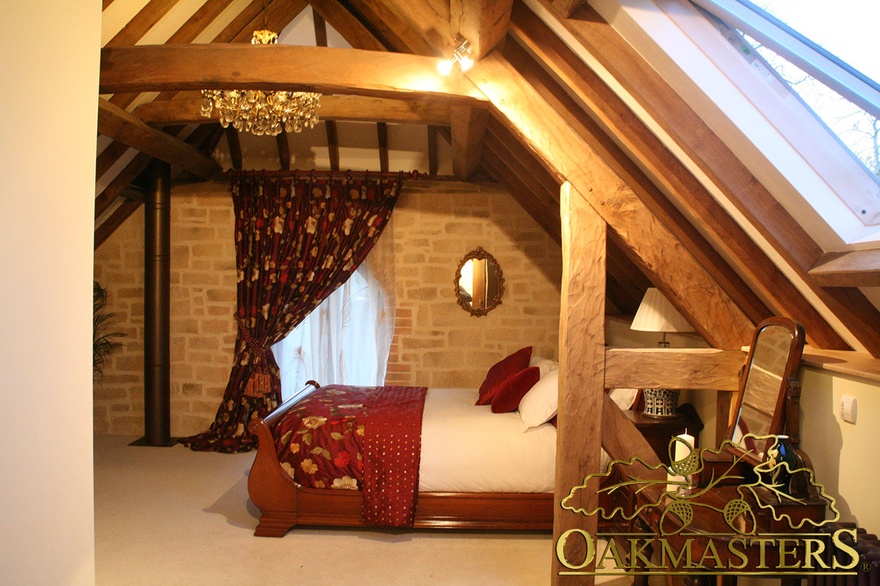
[418,388,558,493]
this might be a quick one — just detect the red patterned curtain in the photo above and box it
[183,171,406,452]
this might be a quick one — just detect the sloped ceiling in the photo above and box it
[96,0,880,356]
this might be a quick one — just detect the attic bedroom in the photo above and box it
[4,0,880,584]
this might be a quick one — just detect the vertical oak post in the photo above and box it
[553,182,606,585]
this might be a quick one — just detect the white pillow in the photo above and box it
[608,388,638,411]
[518,369,559,430]
[528,356,558,379]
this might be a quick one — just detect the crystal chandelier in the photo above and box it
[200,30,321,136]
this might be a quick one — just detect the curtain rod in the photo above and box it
[223,169,426,180]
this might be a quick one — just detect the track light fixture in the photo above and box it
[438,38,474,75]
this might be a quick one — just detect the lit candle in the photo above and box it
[667,430,695,493]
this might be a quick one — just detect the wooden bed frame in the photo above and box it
[246,391,557,537]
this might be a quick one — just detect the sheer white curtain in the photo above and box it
[272,218,396,401]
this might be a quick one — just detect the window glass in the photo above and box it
[273,263,393,400]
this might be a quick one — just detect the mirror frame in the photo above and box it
[454,246,505,317]
[726,317,805,462]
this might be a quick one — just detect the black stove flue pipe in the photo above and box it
[132,160,174,447]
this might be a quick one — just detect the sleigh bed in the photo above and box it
[247,351,632,537]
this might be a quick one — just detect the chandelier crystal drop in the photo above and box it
[200,30,321,137]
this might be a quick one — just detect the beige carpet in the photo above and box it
[94,435,566,585]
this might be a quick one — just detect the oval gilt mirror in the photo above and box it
[454,247,504,317]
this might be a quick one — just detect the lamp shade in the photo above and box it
[631,288,693,333]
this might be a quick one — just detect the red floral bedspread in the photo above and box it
[273,384,427,527]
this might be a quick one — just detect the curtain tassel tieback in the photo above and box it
[244,370,272,398]
[236,315,273,398]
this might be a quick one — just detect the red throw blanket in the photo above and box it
[273,384,427,527]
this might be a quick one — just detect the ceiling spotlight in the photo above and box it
[455,40,474,72]
[437,38,474,75]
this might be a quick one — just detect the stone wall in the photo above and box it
[93,179,561,436]
[93,182,237,436]
[387,181,561,388]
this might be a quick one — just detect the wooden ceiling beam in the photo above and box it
[450,0,513,60]
[809,250,880,287]
[134,94,454,126]
[100,45,486,104]
[467,52,754,349]
[98,98,222,179]
[450,106,489,180]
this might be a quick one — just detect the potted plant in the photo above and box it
[93,281,124,379]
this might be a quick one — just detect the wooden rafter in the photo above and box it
[467,51,754,349]
[427,125,440,175]
[95,152,152,220]
[482,121,561,239]
[326,120,340,171]
[377,123,389,172]
[308,0,388,51]
[95,198,143,250]
[335,0,438,55]
[104,0,182,47]
[503,30,775,329]
[510,6,860,348]
[98,98,222,179]
[225,127,243,171]
[312,8,340,174]
[557,4,880,353]
[276,131,291,170]
[353,0,450,55]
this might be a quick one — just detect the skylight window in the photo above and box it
[691,0,880,241]
[735,1,880,200]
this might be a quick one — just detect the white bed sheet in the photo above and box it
[418,388,559,493]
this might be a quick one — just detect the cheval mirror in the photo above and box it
[726,317,806,462]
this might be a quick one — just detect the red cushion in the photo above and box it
[491,366,541,413]
[476,347,532,406]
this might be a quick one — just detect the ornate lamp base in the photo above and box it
[642,388,680,418]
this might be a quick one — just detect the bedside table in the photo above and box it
[623,403,703,466]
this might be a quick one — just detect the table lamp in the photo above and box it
[630,288,694,417]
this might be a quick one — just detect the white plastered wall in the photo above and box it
[0,2,100,583]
